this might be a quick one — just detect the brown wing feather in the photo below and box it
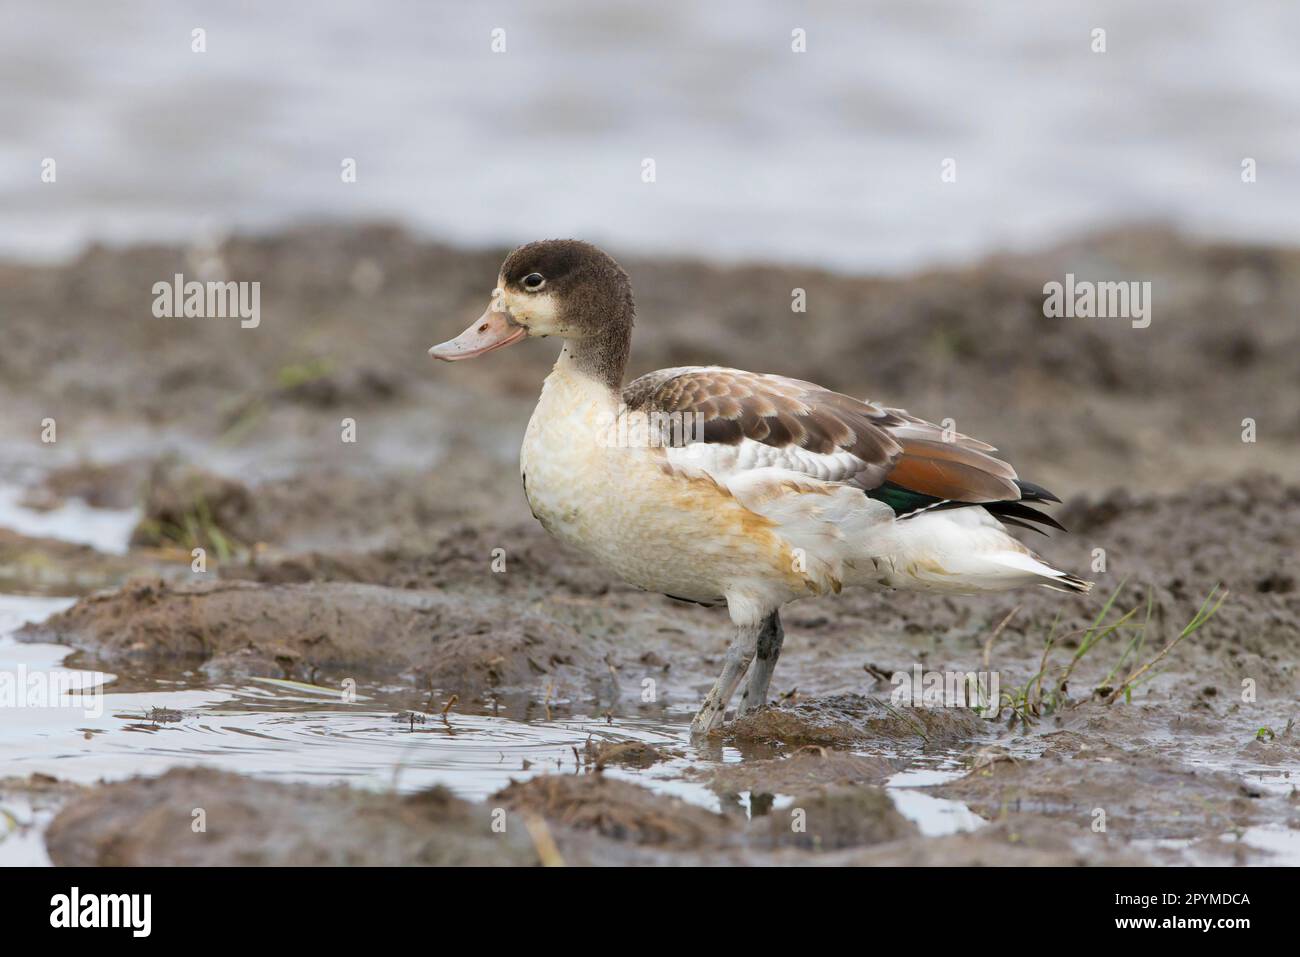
[624,368,903,487]
[623,367,1021,503]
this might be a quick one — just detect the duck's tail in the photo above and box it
[881,505,1094,595]
[983,547,1094,594]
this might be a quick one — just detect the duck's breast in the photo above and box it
[519,371,809,605]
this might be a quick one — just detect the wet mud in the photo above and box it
[19,577,620,703]
[721,694,989,750]
[2,225,1297,865]
[0,529,148,597]
[45,767,537,866]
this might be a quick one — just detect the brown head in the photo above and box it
[429,240,635,389]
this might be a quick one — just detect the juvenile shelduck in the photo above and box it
[431,240,1090,735]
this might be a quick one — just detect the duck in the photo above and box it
[430,239,1091,735]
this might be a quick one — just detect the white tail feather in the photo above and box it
[867,507,1093,595]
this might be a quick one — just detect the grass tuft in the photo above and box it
[993,581,1227,726]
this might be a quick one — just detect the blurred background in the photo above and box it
[1,0,1297,505]
[2,0,1298,571]
[4,0,1300,270]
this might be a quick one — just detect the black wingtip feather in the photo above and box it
[997,515,1049,536]
[1015,479,1062,504]
[986,500,1068,532]
[1053,573,1093,595]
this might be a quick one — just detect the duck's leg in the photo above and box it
[737,611,783,716]
[689,622,759,735]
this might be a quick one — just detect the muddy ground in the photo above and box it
[1,224,1297,865]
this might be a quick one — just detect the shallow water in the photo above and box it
[8,583,1300,864]
[0,485,140,555]
[0,589,984,865]
[4,1,1300,271]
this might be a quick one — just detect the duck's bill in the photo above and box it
[428,306,527,361]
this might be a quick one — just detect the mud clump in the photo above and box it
[493,773,734,848]
[764,786,916,850]
[1239,727,1300,765]
[723,694,987,750]
[703,749,898,796]
[45,767,535,866]
[219,549,406,586]
[130,464,263,552]
[580,739,677,770]
[0,773,83,797]
[23,460,148,511]
[17,577,611,700]
[0,529,151,597]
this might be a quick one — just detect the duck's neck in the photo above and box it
[555,326,631,394]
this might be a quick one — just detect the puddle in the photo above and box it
[0,590,994,863]
[0,631,688,801]
[0,594,739,863]
[0,484,139,554]
[0,595,78,637]
[0,793,59,866]
[1236,825,1300,866]
[2,590,1295,865]
[885,766,985,837]
[1132,826,1300,868]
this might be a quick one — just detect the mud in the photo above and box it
[2,225,1298,866]
[835,817,1154,866]
[45,767,537,866]
[579,738,679,770]
[0,529,151,596]
[492,774,735,849]
[765,786,917,850]
[37,757,1161,866]
[721,695,988,750]
[937,732,1283,842]
[18,577,620,703]
[4,225,1296,502]
[36,765,1002,865]
[22,460,148,512]
[700,749,898,796]
[130,462,264,552]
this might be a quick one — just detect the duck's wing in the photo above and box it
[622,366,1022,504]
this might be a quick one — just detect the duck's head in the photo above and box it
[429,239,634,363]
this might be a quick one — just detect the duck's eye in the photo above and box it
[522,273,545,291]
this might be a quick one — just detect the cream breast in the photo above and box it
[520,357,811,607]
